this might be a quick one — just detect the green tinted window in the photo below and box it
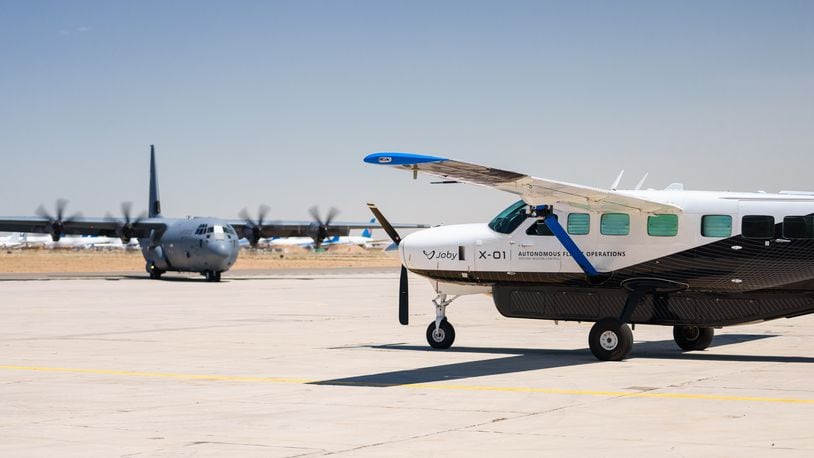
[647,214,678,237]
[701,215,732,237]
[600,213,629,236]
[567,213,590,235]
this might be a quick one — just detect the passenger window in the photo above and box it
[567,213,590,235]
[647,214,678,237]
[783,216,814,239]
[701,215,732,237]
[526,215,557,236]
[742,215,775,239]
[600,213,629,236]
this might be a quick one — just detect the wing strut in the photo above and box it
[543,215,599,278]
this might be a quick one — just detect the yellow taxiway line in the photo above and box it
[1,364,812,405]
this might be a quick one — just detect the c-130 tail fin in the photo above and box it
[148,145,162,218]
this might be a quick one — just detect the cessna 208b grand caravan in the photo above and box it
[0,146,424,282]
[365,152,814,361]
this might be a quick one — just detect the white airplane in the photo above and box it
[259,226,382,250]
[366,152,814,361]
[0,233,23,249]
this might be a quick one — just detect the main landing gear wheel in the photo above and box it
[426,319,455,349]
[673,325,714,351]
[205,270,221,282]
[589,318,633,361]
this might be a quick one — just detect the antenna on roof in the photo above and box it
[610,170,624,191]
[634,173,649,191]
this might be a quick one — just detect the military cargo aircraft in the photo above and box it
[366,152,814,361]
[0,146,425,281]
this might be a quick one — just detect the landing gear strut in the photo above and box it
[425,294,458,349]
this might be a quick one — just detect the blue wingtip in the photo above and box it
[364,152,448,165]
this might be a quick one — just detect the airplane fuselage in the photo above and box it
[400,190,814,327]
[141,217,240,279]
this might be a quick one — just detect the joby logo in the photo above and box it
[378,156,393,164]
[423,249,458,261]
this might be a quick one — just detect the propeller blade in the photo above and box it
[399,265,409,325]
[35,205,52,221]
[121,202,133,223]
[324,207,339,226]
[239,208,252,224]
[366,203,401,245]
[308,206,324,226]
[258,204,270,226]
[55,198,69,221]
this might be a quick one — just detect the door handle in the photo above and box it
[520,242,535,247]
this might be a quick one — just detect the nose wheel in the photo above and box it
[426,319,455,349]
[204,270,222,282]
[146,262,164,280]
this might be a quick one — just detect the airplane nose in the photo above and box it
[208,241,231,259]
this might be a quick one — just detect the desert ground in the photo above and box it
[0,246,400,274]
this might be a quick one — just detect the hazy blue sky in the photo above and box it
[1,1,812,227]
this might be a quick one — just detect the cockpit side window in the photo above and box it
[526,214,558,236]
[488,200,529,234]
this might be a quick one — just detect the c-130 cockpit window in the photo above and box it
[488,200,529,234]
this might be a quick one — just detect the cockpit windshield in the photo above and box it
[488,200,529,234]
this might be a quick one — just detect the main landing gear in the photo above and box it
[426,294,458,349]
[204,270,222,282]
[673,325,714,351]
[588,280,714,361]
[588,317,634,361]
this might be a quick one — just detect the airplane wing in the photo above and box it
[0,216,166,239]
[228,220,429,240]
[364,152,681,214]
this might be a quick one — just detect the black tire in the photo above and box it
[426,319,455,349]
[147,263,163,280]
[205,270,220,282]
[673,325,714,351]
[588,318,633,361]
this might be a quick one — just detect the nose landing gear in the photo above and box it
[425,294,458,349]
[146,262,164,280]
[204,270,222,282]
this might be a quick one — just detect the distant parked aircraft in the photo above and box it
[0,146,426,281]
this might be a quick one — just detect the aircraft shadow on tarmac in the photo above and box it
[311,334,814,388]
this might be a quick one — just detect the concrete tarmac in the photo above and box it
[1,269,813,456]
